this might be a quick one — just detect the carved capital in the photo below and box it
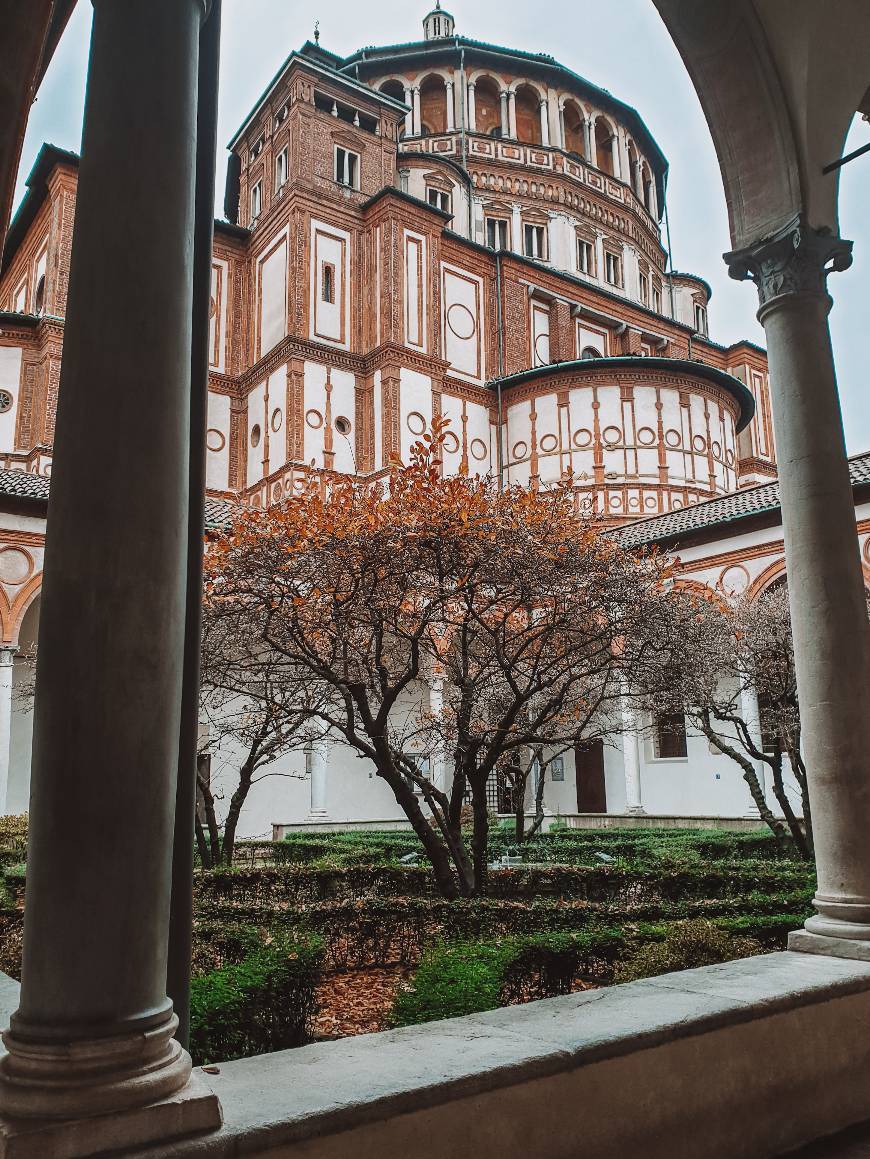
[725,216,853,313]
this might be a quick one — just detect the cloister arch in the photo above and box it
[562,99,585,157]
[514,83,543,145]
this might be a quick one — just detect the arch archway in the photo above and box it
[515,83,542,145]
[474,75,502,136]
[594,117,615,176]
[379,78,407,138]
[562,99,585,156]
[419,73,447,136]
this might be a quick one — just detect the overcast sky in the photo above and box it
[15,0,870,452]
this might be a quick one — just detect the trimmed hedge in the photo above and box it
[189,931,323,1066]
[391,920,763,1027]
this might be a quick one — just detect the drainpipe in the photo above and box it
[495,249,505,489]
[459,43,472,238]
[662,169,677,322]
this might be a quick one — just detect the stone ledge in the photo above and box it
[119,951,870,1159]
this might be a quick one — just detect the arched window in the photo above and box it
[581,346,602,360]
[641,163,655,214]
[627,140,639,193]
[563,100,585,157]
[474,76,501,136]
[419,74,447,136]
[514,84,542,145]
[594,118,615,177]
[34,275,46,315]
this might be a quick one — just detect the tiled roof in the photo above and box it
[0,467,237,531]
[615,450,870,549]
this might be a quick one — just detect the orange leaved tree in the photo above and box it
[204,423,672,897]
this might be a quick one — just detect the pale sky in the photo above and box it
[14,0,870,452]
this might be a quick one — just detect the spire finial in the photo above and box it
[314,19,320,44]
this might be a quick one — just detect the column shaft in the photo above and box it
[0,0,207,1120]
[729,220,870,942]
[467,83,476,132]
[620,687,643,814]
[403,87,413,138]
[0,648,15,815]
[507,91,517,138]
[539,101,550,147]
[739,685,766,817]
[445,81,455,131]
[412,87,421,137]
[499,90,508,136]
[309,735,329,817]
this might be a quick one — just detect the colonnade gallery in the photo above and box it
[0,5,864,835]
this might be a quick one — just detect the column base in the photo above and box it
[625,806,646,815]
[788,928,870,962]
[0,1070,221,1159]
[305,810,330,823]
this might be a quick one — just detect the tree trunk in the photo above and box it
[698,717,788,846]
[470,785,490,896]
[220,757,255,867]
[526,759,547,839]
[196,767,222,868]
[194,812,211,869]
[383,767,465,899]
[768,749,810,859]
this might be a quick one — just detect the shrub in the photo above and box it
[191,921,265,975]
[612,918,762,983]
[189,932,324,1065]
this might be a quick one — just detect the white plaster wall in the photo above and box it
[246,381,266,487]
[0,347,22,454]
[205,391,231,491]
[258,235,288,357]
[310,219,351,350]
[399,369,433,462]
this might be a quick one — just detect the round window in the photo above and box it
[250,424,262,448]
[0,391,13,414]
[334,415,352,436]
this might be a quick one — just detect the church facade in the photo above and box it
[0,7,866,836]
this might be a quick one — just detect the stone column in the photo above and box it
[539,100,550,147]
[467,82,476,132]
[0,0,221,1146]
[610,134,621,178]
[511,204,523,254]
[412,86,421,137]
[403,86,413,138]
[728,219,870,949]
[499,90,509,136]
[308,733,329,819]
[557,103,566,150]
[620,681,644,814]
[0,647,16,815]
[445,80,455,131]
[507,90,517,139]
[739,685,766,818]
[587,118,597,167]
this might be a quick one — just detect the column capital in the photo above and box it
[725,216,853,315]
[0,646,17,666]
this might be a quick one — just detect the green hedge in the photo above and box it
[392,917,772,1028]
[189,932,324,1066]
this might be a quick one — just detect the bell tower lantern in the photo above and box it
[423,1,455,40]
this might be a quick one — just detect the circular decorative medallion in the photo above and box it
[250,424,262,448]
[692,435,707,452]
[665,429,682,448]
[406,411,426,435]
[271,408,283,433]
[720,564,750,595]
[610,494,622,509]
[206,429,225,453]
[442,431,460,454]
[335,415,352,435]
[636,426,656,446]
[672,498,684,509]
[0,391,13,414]
[305,409,323,429]
[512,440,528,460]
[0,548,32,586]
[470,438,488,461]
[726,449,735,466]
[645,496,657,509]
[539,433,558,453]
[446,302,476,340]
[628,496,640,510]
[602,425,622,446]
[711,440,722,458]
[272,483,282,503]
[573,428,593,448]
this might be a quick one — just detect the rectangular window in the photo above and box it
[639,270,649,305]
[604,250,623,287]
[403,753,430,795]
[654,712,688,759]
[577,236,595,275]
[249,180,262,222]
[12,280,27,313]
[334,146,359,189]
[694,302,708,335]
[486,217,509,251]
[652,282,662,313]
[523,223,546,259]
[275,147,288,190]
[426,187,451,213]
[550,755,565,782]
[321,262,335,304]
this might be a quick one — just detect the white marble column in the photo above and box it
[507,90,517,138]
[308,733,329,819]
[587,118,597,167]
[610,134,621,178]
[511,204,523,253]
[620,684,644,814]
[729,220,870,949]
[539,100,550,146]
[557,103,566,150]
[445,80,455,131]
[500,90,509,136]
[467,81,476,131]
[0,0,221,1143]
[403,86,413,137]
[0,647,16,815]
[739,685,766,818]
[412,85,421,136]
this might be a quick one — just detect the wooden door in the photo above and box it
[575,739,607,813]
